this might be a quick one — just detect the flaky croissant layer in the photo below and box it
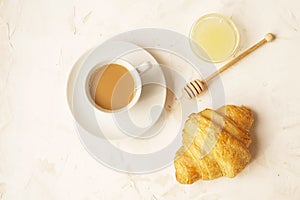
[174,105,254,184]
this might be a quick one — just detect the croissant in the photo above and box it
[174,105,254,184]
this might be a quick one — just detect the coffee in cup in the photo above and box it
[86,59,150,113]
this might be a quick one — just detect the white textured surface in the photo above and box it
[0,0,300,199]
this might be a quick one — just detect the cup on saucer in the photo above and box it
[67,41,166,140]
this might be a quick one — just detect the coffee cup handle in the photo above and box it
[136,61,152,75]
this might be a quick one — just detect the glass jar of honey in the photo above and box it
[190,13,240,63]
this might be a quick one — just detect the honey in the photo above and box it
[190,14,240,63]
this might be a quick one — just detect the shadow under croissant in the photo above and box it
[248,109,259,162]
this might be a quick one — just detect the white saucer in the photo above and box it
[67,41,166,139]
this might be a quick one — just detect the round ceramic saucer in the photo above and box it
[67,41,166,139]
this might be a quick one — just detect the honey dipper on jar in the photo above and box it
[184,33,275,99]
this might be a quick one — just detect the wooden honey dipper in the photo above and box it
[184,33,276,99]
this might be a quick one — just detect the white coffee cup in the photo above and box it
[85,59,151,113]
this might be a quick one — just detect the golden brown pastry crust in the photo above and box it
[174,105,254,184]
